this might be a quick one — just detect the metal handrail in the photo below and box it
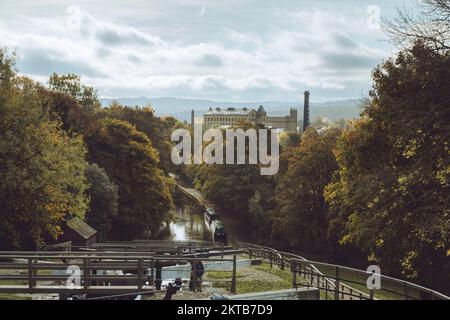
[239,242,349,299]
[236,242,450,300]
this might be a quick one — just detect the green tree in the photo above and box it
[273,128,341,252]
[85,118,173,239]
[48,73,100,112]
[85,163,119,241]
[104,103,179,173]
[325,43,450,291]
[0,53,89,249]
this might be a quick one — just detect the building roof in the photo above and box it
[66,217,97,239]
[204,107,255,116]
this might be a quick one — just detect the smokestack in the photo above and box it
[303,91,310,132]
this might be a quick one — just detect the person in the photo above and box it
[189,261,196,292]
[194,260,204,293]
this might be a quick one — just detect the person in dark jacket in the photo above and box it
[194,260,204,292]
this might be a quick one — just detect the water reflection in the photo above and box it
[161,200,212,242]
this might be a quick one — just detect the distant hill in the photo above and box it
[101,97,364,122]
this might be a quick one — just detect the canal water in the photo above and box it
[158,192,254,243]
[160,199,211,242]
[158,190,329,262]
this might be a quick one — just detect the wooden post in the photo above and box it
[32,258,37,287]
[84,258,89,291]
[280,255,284,270]
[221,244,224,259]
[369,289,374,300]
[150,259,155,286]
[231,255,237,294]
[334,266,340,300]
[137,259,143,291]
[155,262,162,290]
[28,258,33,292]
[269,251,273,269]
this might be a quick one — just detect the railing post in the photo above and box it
[292,260,297,289]
[150,258,155,286]
[270,251,273,269]
[155,261,162,290]
[231,255,237,294]
[334,266,340,300]
[221,243,224,259]
[28,258,33,293]
[32,258,37,288]
[137,258,143,291]
[369,289,374,300]
[83,258,89,292]
[404,282,408,300]
[280,255,284,270]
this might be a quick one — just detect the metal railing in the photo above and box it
[237,242,450,300]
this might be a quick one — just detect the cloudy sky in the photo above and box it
[0,0,412,102]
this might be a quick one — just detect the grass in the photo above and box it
[204,260,337,297]
[0,293,31,300]
[253,263,294,282]
[204,262,296,294]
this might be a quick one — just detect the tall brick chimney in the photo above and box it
[303,91,310,132]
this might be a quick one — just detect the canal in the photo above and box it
[158,189,325,261]
[158,191,254,243]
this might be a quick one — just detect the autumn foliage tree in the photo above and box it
[0,50,89,249]
[85,118,173,239]
[273,128,341,253]
[325,42,450,291]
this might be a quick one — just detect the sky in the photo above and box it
[0,0,412,102]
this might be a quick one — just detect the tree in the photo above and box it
[0,53,89,249]
[104,103,179,173]
[325,43,450,291]
[85,118,173,239]
[85,163,118,241]
[384,0,450,52]
[273,128,341,252]
[0,48,15,95]
[48,73,101,111]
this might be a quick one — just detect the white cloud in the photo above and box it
[0,1,400,101]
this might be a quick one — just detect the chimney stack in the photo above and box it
[303,91,310,132]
